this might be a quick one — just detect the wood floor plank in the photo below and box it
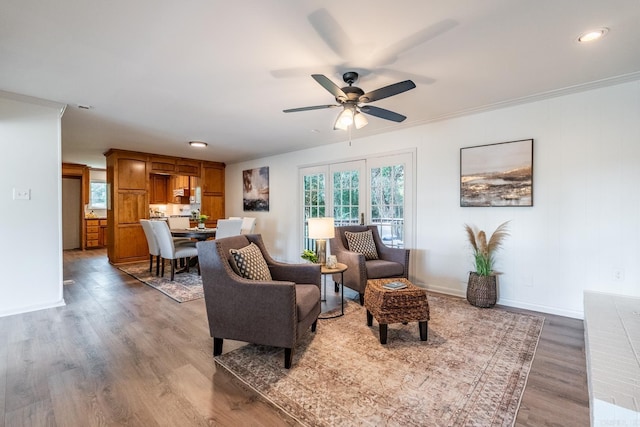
[48,367,109,427]
[4,398,56,427]
[167,363,297,426]
[0,249,590,426]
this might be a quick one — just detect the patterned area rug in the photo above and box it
[215,293,544,427]
[118,262,203,302]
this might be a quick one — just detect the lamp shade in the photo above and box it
[354,111,368,129]
[308,217,335,239]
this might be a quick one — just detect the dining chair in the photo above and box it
[215,219,243,239]
[240,217,257,234]
[150,220,199,280]
[167,216,192,245]
[167,216,190,229]
[140,219,161,275]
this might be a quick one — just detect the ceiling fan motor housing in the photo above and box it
[338,86,364,103]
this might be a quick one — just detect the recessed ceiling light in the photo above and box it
[189,141,208,148]
[577,28,608,43]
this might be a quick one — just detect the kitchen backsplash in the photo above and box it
[149,203,201,217]
[83,204,202,219]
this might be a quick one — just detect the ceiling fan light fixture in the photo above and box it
[354,111,368,129]
[334,107,354,130]
[189,141,208,148]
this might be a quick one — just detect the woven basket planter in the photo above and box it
[466,272,497,308]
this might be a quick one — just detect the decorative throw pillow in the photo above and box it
[229,243,272,281]
[345,230,379,260]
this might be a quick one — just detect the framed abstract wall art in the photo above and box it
[243,166,269,211]
[460,139,533,207]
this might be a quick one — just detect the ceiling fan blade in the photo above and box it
[283,104,340,113]
[377,68,435,85]
[308,8,356,60]
[359,80,416,103]
[360,105,407,122]
[312,74,347,101]
[371,19,458,66]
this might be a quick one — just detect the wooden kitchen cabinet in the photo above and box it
[176,159,200,176]
[105,149,225,264]
[169,175,192,203]
[201,162,225,227]
[149,156,176,173]
[150,174,169,204]
[99,219,108,247]
[105,150,149,264]
[85,219,100,248]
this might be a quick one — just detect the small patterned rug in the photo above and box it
[118,262,203,302]
[215,293,544,427]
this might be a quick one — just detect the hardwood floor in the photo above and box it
[0,249,590,426]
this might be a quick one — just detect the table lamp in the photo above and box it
[308,217,335,265]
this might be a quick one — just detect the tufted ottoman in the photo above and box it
[364,278,430,344]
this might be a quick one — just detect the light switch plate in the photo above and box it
[13,188,31,200]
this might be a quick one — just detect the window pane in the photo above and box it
[90,182,107,209]
[333,169,360,226]
[303,172,326,250]
[370,164,404,248]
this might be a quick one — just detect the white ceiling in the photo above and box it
[2,0,640,168]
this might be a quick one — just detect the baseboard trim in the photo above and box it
[0,298,66,318]
[415,282,583,319]
[497,297,583,319]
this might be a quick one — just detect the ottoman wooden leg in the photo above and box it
[419,321,428,341]
[379,324,388,344]
[366,310,373,326]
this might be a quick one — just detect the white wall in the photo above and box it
[0,92,66,317]
[225,80,640,319]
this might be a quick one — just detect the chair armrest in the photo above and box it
[269,262,321,287]
[333,247,367,286]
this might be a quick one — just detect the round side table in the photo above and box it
[318,263,348,319]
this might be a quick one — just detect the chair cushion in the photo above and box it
[366,259,405,278]
[229,243,272,281]
[345,230,379,260]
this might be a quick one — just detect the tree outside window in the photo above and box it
[90,182,107,209]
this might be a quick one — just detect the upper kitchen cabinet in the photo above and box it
[149,156,176,174]
[149,174,169,204]
[202,164,224,193]
[176,159,200,176]
[169,175,191,204]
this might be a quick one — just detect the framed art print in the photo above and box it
[243,166,269,211]
[460,139,533,207]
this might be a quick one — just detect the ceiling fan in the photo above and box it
[283,71,416,130]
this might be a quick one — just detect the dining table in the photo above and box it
[170,228,217,241]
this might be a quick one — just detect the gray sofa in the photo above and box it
[196,234,321,368]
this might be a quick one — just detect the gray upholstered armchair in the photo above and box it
[330,225,410,305]
[196,234,321,369]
